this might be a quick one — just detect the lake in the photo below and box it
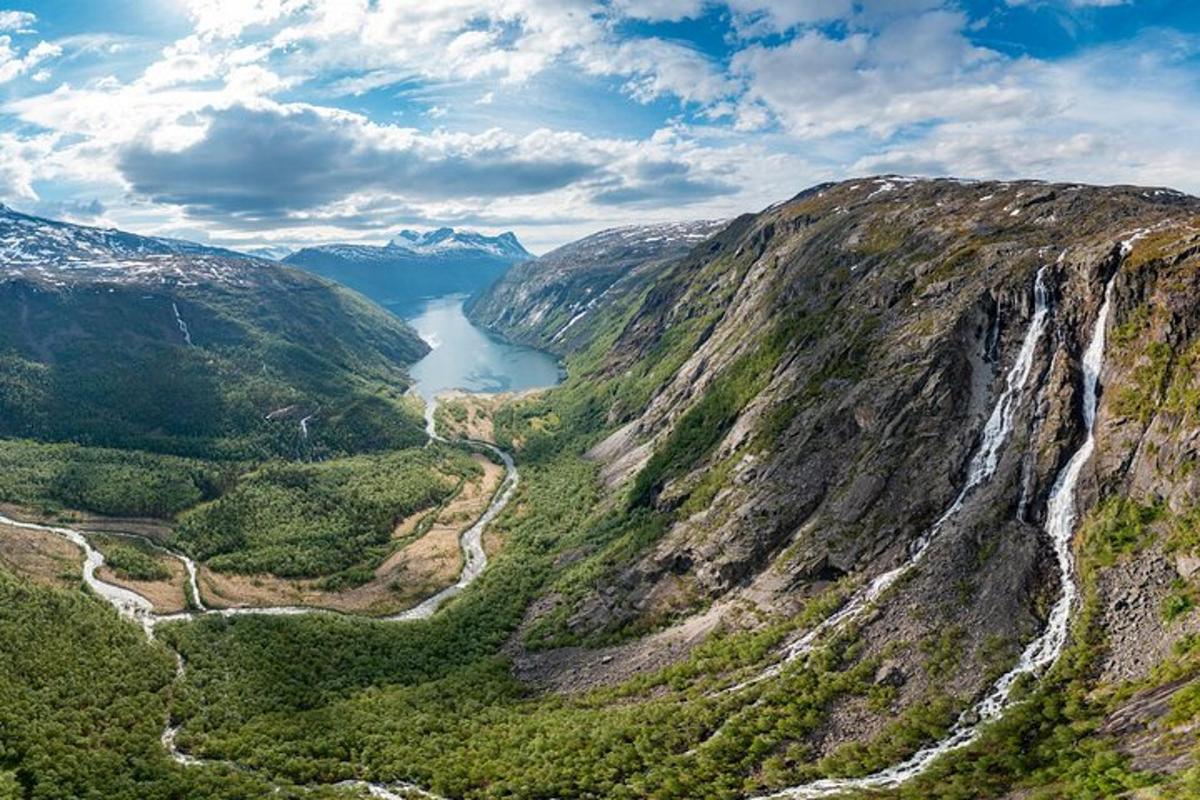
[405,294,562,399]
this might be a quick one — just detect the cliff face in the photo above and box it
[494,177,1200,770]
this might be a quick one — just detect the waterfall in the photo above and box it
[753,255,1119,799]
[727,266,1052,695]
[172,302,193,346]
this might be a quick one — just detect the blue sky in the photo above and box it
[0,1,1198,253]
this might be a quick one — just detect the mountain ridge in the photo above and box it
[0,206,431,460]
[284,226,533,317]
[466,218,729,354]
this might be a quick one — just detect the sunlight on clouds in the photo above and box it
[0,10,36,33]
[0,0,1197,249]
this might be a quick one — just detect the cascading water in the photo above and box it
[172,302,193,346]
[726,266,1052,694]
[751,253,1121,799]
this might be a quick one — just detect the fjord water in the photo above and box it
[405,294,561,399]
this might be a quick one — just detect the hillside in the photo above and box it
[466,219,727,354]
[286,227,533,317]
[0,205,432,477]
[437,176,1200,796]
[10,178,1200,800]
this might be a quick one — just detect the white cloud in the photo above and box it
[5,0,1200,252]
[183,0,305,39]
[0,10,35,33]
[729,8,1050,139]
[0,36,61,83]
[581,37,736,105]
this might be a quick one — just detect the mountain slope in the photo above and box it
[285,227,532,317]
[466,219,727,354]
[0,202,251,269]
[13,179,1200,800]
[468,177,1200,793]
[0,206,430,460]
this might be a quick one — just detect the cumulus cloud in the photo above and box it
[732,10,1023,138]
[3,0,1198,249]
[108,102,742,227]
[0,10,35,33]
[116,104,604,221]
[0,37,61,83]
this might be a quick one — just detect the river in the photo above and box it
[404,294,562,399]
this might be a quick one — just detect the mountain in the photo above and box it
[285,227,533,317]
[443,176,1200,796]
[0,205,430,460]
[466,219,728,354]
[0,203,254,271]
[243,245,294,261]
[13,178,1200,800]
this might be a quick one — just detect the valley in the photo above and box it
[5,177,1200,800]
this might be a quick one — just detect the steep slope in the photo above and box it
[0,202,251,267]
[466,219,727,354]
[286,227,532,317]
[480,177,1200,792]
[14,178,1200,800]
[0,206,430,461]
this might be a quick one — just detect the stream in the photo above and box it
[0,396,509,799]
[0,238,1146,798]
[750,237,1135,799]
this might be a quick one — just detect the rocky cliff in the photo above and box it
[491,177,1200,789]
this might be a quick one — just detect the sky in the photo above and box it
[0,1,1198,254]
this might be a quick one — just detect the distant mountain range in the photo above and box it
[0,203,258,284]
[284,227,533,317]
[244,245,295,261]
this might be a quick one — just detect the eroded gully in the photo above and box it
[749,238,1134,799]
[0,241,1140,798]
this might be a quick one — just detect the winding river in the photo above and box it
[0,237,1148,798]
[0,398,509,799]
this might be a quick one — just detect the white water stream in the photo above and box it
[752,253,1123,798]
[727,266,1052,695]
[0,247,1139,799]
[172,302,193,347]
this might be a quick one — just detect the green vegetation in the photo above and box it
[175,446,478,578]
[0,277,428,462]
[0,567,350,800]
[105,543,172,582]
[1079,496,1163,568]
[0,438,226,518]
[873,502,1164,800]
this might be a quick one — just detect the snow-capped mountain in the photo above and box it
[388,227,530,260]
[284,227,533,317]
[0,203,251,268]
[288,227,531,265]
[0,203,269,287]
[243,245,295,261]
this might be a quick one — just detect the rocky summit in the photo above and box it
[285,227,533,314]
